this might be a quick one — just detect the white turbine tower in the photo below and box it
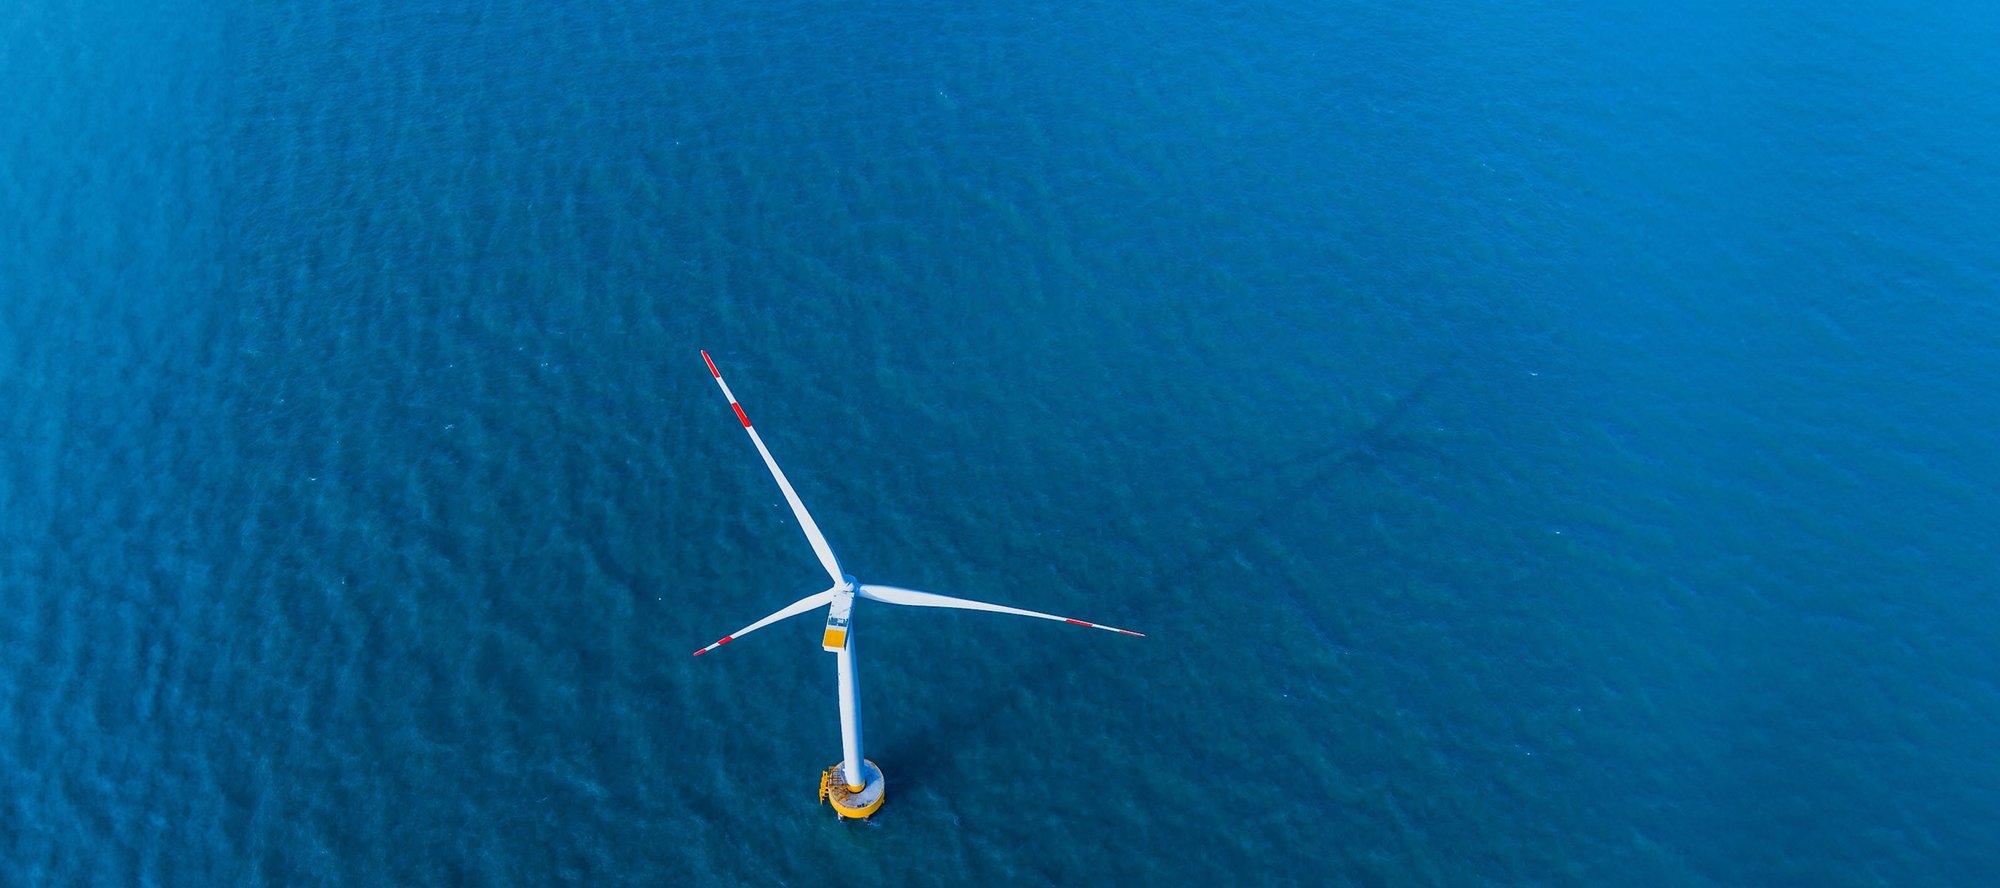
[692,350,1143,819]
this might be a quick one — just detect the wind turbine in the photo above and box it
[692,350,1144,819]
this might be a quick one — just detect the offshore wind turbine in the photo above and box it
[692,350,1143,819]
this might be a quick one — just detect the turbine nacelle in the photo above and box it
[822,582,856,652]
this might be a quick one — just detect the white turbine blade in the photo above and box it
[702,350,844,586]
[692,587,839,656]
[857,584,1144,637]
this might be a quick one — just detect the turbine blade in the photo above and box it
[857,584,1144,637]
[693,588,839,656]
[702,350,844,586]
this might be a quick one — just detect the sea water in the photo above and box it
[4,0,1996,884]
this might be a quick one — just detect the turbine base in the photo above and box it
[821,760,885,819]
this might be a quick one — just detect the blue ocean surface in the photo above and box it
[4,0,1997,884]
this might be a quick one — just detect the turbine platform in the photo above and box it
[820,760,885,819]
